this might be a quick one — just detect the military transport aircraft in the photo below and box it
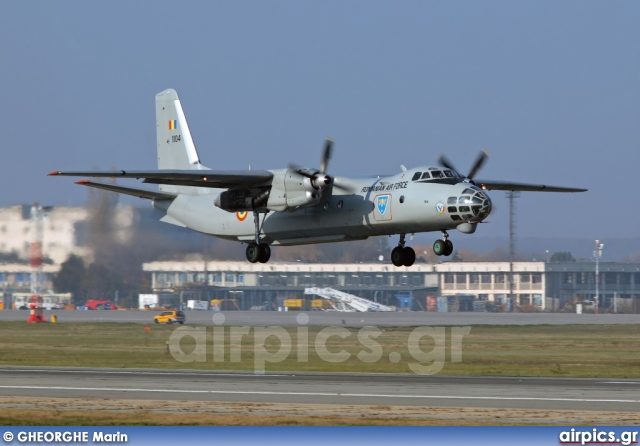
[50,89,586,267]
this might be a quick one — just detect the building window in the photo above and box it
[520,273,530,283]
[533,294,543,306]
[237,273,244,284]
[481,274,491,284]
[213,273,222,284]
[469,274,479,285]
[605,273,616,285]
[563,273,573,284]
[495,273,506,284]
[456,273,466,284]
[444,273,454,284]
[226,273,235,283]
[532,273,542,284]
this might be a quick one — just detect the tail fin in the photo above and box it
[156,89,207,193]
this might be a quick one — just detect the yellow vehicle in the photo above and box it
[153,310,186,325]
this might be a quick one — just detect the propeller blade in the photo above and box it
[467,149,489,180]
[437,154,461,177]
[320,138,333,174]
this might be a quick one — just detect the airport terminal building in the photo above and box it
[143,260,640,312]
[2,259,639,312]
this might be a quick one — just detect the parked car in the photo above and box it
[153,310,185,324]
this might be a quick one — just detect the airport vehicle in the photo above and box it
[50,89,586,267]
[85,300,117,310]
[153,310,185,324]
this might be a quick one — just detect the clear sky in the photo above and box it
[2,1,639,242]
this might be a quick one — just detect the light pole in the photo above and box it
[593,240,604,314]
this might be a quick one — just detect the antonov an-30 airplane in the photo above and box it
[50,89,586,267]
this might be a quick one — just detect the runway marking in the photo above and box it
[0,386,638,404]
[0,369,277,378]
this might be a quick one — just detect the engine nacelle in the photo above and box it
[214,187,270,212]
[264,168,323,212]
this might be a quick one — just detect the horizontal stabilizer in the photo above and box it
[73,180,177,200]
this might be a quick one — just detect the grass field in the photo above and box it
[1,321,639,378]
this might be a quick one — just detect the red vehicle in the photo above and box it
[85,300,118,310]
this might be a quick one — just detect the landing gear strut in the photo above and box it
[391,233,416,267]
[246,211,271,263]
[433,230,453,257]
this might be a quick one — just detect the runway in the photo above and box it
[0,367,638,412]
[1,309,639,326]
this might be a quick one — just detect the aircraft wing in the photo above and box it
[73,180,177,200]
[49,169,274,189]
[474,180,587,193]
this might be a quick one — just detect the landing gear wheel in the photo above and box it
[246,242,261,263]
[402,247,415,267]
[391,246,404,267]
[258,243,271,263]
[433,239,447,256]
[444,240,454,256]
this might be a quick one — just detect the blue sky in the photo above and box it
[1,1,639,243]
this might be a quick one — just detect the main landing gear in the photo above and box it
[391,234,416,267]
[433,230,453,257]
[245,211,271,263]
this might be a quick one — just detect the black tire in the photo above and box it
[154,319,159,324]
[444,240,454,256]
[246,242,260,263]
[391,246,404,267]
[178,321,184,325]
[433,239,446,256]
[402,246,416,267]
[258,243,271,263]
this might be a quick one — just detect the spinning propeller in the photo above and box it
[437,149,489,183]
[291,138,335,190]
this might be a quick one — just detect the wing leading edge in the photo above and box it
[49,169,274,189]
[474,180,587,193]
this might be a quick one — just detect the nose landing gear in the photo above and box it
[433,231,453,257]
[391,234,416,267]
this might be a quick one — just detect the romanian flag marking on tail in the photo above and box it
[168,120,177,130]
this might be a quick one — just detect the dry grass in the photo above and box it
[1,397,639,426]
[0,322,639,377]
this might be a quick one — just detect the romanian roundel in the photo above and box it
[236,211,248,221]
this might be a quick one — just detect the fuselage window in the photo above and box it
[411,172,422,181]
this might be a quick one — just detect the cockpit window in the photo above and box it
[431,170,443,178]
[411,172,422,181]
[443,170,453,178]
[462,188,476,195]
[421,172,431,179]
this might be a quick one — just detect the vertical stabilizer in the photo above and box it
[156,89,207,193]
